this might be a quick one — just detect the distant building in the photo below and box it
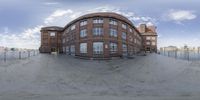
[0,46,5,52]
[138,24,158,53]
[163,46,178,51]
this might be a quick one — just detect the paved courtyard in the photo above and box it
[1,54,200,100]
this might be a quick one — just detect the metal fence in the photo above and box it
[160,50,200,61]
[0,50,39,63]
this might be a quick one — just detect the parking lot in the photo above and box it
[1,53,200,100]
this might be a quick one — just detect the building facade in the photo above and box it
[138,24,157,53]
[40,12,157,58]
[40,26,63,53]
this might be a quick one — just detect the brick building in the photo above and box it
[40,26,63,53]
[40,12,157,58]
[138,24,157,53]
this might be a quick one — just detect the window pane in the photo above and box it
[122,44,127,52]
[80,20,87,26]
[122,32,126,40]
[71,25,76,30]
[80,43,87,53]
[109,29,117,37]
[152,42,156,45]
[110,42,117,53]
[146,42,150,45]
[70,45,75,53]
[80,29,87,37]
[93,42,103,54]
[50,32,55,36]
[109,19,117,25]
[146,36,151,40]
[93,18,103,23]
[122,24,127,29]
[93,28,103,36]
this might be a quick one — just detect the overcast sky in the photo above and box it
[0,0,200,49]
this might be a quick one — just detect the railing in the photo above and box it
[159,50,200,61]
[0,50,39,63]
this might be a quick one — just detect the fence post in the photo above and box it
[168,51,169,57]
[175,50,177,59]
[19,51,21,59]
[187,49,189,61]
[28,51,30,57]
[4,51,6,62]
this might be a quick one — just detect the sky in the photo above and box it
[0,0,200,49]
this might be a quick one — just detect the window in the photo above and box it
[110,42,117,53]
[152,42,156,45]
[129,28,133,32]
[122,24,127,29]
[80,20,87,26]
[71,25,76,30]
[152,37,156,40]
[146,36,151,40]
[122,44,127,52]
[80,29,87,37]
[50,32,55,36]
[63,47,65,53]
[146,42,150,45]
[80,43,87,53]
[62,39,65,44]
[109,29,117,37]
[93,28,103,36]
[109,19,117,25]
[70,45,75,53]
[93,18,103,23]
[122,32,127,40]
[66,46,69,53]
[134,38,137,43]
[93,42,103,54]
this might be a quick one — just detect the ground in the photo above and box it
[1,54,200,100]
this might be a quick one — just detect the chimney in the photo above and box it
[147,25,156,33]
[139,24,146,33]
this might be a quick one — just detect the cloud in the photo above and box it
[86,6,157,25]
[43,2,59,5]
[0,25,43,49]
[44,9,73,25]
[0,6,156,49]
[163,9,197,23]
[0,9,75,49]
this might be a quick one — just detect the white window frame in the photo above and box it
[80,29,87,37]
[93,28,103,36]
[152,42,156,45]
[152,37,156,40]
[71,25,76,30]
[50,32,55,37]
[93,18,103,23]
[109,29,117,37]
[122,32,127,40]
[110,42,117,53]
[80,20,87,26]
[146,42,150,45]
[93,42,103,54]
[122,24,127,29]
[109,19,117,25]
[146,36,151,40]
[130,28,133,32]
[80,43,87,53]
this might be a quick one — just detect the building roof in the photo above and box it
[41,26,63,31]
[63,12,140,34]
